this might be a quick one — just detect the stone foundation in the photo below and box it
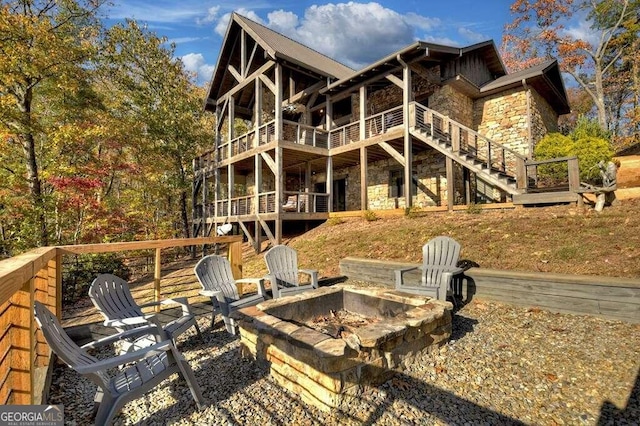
[234,286,452,411]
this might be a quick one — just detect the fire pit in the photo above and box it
[233,285,452,411]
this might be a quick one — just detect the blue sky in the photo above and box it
[105,1,517,85]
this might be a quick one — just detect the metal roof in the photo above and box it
[234,14,354,80]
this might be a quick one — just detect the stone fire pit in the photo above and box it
[233,285,452,411]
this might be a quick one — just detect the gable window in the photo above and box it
[389,169,417,198]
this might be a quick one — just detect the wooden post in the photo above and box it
[359,86,367,140]
[228,96,235,159]
[327,156,333,212]
[568,157,580,192]
[154,248,162,312]
[275,146,283,244]
[516,158,527,190]
[360,147,368,210]
[446,156,455,210]
[305,161,312,213]
[228,240,243,279]
[55,251,62,317]
[402,61,413,208]
[274,63,283,141]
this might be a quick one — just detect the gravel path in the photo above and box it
[49,297,639,425]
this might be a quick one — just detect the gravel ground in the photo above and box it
[49,296,640,425]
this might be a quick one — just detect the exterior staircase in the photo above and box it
[411,102,524,196]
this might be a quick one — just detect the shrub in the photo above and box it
[363,210,378,221]
[404,206,423,218]
[534,133,572,185]
[572,136,614,182]
[326,216,344,226]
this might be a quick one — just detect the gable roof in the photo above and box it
[206,13,353,104]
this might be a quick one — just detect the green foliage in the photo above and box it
[363,210,378,222]
[62,253,130,304]
[570,116,610,141]
[534,131,614,184]
[404,206,424,218]
[326,217,344,226]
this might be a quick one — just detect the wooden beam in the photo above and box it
[386,74,403,88]
[254,77,263,127]
[379,142,406,166]
[217,61,275,104]
[228,65,242,83]
[237,221,255,248]
[359,86,367,140]
[246,42,258,78]
[274,63,283,141]
[240,30,246,77]
[286,80,326,105]
[259,74,276,94]
[275,146,283,243]
[260,152,277,174]
[257,216,277,246]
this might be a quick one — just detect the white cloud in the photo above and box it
[109,1,202,23]
[197,6,220,25]
[267,10,299,34]
[404,12,441,32]
[216,9,264,37]
[181,53,215,85]
[422,35,461,47]
[169,37,202,45]
[458,27,490,43]
[564,18,598,47]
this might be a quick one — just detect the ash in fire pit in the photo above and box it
[308,309,380,338]
[234,285,452,411]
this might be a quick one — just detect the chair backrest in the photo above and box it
[34,301,109,386]
[194,255,239,300]
[264,245,299,287]
[421,236,461,285]
[89,274,144,322]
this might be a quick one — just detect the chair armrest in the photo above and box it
[299,269,319,288]
[236,278,266,297]
[76,340,174,374]
[394,266,419,287]
[199,289,226,304]
[103,316,151,327]
[80,324,161,350]
[140,297,193,316]
[447,266,465,276]
[264,274,281,298]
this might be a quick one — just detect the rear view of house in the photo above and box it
[193,13,570,250]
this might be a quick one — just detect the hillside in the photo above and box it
[242,198,640,280]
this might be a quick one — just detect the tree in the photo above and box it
[0,0,106,247]
[502,0,639,137]
[98,20,214,239]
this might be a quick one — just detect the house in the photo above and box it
[193,13,570,250]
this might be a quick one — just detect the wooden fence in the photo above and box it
[339,257,640,323]
[0,236,243,405]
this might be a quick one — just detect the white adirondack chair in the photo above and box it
[264,245,319,298]
[34,301,205,425]
[194,255,267,334]
[89,274,201,352]
[395,236,464,303]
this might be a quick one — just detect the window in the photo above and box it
[389,169,417,197]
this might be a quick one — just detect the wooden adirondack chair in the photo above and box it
[194,255,267,334]
[395,236,464,303]
[89,274,201,352]
[264,245,319,298]
[34,301,204,425]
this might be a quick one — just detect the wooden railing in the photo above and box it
[522,156,580,192]
[282,120,329,148]
[216,191,330,215]
[0,236,243,405]
[414,102,526,179]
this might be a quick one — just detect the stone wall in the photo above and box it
[474,88,529,156]
[474,87,559,158]
[530,88,559,149]
[429,85,474,128]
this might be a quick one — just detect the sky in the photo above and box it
[103,1,518,86]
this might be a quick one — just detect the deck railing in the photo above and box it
[282,120,329,148]
[522,156,580,192]
[0,236,243,405]
[414,102,526,179]
[283,191,330,213]
[215,191,330,215]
